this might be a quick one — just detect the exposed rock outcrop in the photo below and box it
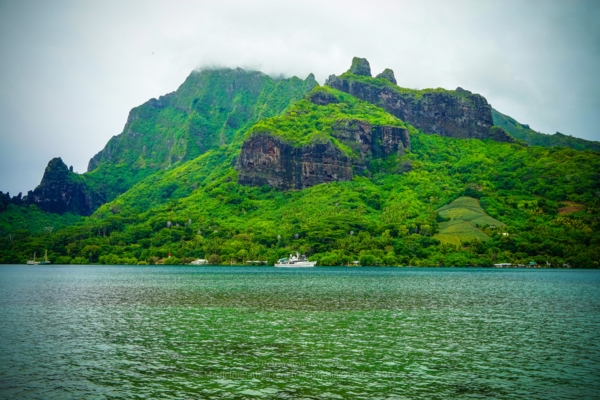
[236,120,410,190]
[488,126,513,142]
[376,68,397,84]
[0,191,25,211]
[349,57,372,76]
[236,134,353,190]
[330,120,410,158]
[327,59,514,143]
[27,158,103,215]
[308,89,339,106]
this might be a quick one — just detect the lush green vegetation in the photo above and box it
[492,108,600,152]
[85,68,317,200]
[247,86,406,152]
[2,71,599,268]
[2,125,598,268]
[0,204,81,237]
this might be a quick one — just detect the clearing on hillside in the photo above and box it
[435,196,505,245]
[558,201,585,215]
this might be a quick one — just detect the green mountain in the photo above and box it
[1,58,599,268]
[9,68,317,217]
[6,116,597,267]
[85,68,317,200]
[492,108,600,152]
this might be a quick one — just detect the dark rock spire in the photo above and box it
[349,57,371,76]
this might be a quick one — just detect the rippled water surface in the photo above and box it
[1,266,599,399]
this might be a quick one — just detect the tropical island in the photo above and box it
[0,58,598,268]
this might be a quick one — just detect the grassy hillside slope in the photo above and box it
[435,197,505,246]
[0,205,82,236]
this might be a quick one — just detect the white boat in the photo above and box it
[189,258,208,265]
[26,252,40,265]
[275,252,316,268]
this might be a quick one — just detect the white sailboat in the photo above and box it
[39,250,51,265]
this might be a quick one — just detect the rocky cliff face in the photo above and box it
[236,118,410,190]
[326,58,513,142]
[331,119,410,158]
[27,158,103,215]
[236,134,353,190]
[0,191,25,212]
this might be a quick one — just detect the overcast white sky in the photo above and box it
[1,0,599,195]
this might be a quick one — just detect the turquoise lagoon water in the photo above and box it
[0,266,599,399]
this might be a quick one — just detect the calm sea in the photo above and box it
[0,266,599,399]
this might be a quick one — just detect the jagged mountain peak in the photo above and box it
[27,157,103,216]
[376,68,397,84]
[349,57,371,76]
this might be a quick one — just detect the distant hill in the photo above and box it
[492,109,600,152]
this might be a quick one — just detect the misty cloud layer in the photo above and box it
[1,0,599,195]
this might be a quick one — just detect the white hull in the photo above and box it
[27,252,39,265]
[274,261,316,268]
